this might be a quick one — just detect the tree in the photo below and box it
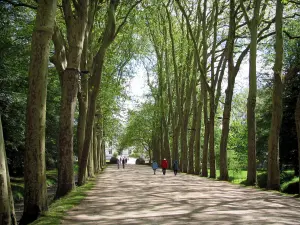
[21,0,57,223]
[295,93,300,194]
[78,0,142,185]
[53,0,89,199]
[267,0,283,190]
[0,116,17,225]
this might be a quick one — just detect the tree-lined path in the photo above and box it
[62,165,300,225]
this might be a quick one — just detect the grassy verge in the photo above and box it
[30,178,96,225]
[208,169,299,195]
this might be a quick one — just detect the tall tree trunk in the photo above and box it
[88,125,95,177]
[97,133,102,171]
[219,0,235,181]
[267,0,283,190]
[77,43,89,165]
[78,1,121,185]
[194,89,204,175]
[21,1,57,223]
[295,93,300,195]
[93,123,98,173]
[188,82,197,174]
[56,68,78,196]
[209,93,216,178]
[56,0,89,198]
[77,1,97,167]
[245,0,261,185]
[0,117,17,225]
[202,86,209,177]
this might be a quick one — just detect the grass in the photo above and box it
[30,178,96,225]
[208,169,299,195]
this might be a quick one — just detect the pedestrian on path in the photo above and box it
[117,158,120,169]
[173,160,179,176]
[122,158,125,169]
[161,158,168,175]
[152,160,159,174]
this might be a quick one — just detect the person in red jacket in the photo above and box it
[161,158,168,175]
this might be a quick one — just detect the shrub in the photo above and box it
[110,156,118,164]
[257,172,268,188]
[136,158,145,165]
[281,177,299,194]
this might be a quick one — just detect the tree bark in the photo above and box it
[56,0,89,198]
[245,0,262,186]
[93,122,98,173]
[21,1,57,223]
[194,89,204,175]
[295,93,300,195]
[0,117,17,225]
[202,86,209,177]
[188,81,197,174]
[219,0,235,181]
[267,0,283,190]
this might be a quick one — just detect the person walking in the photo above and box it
[122,157,125,169]
[152,160,159,175]
[173,160,179,176]
[161,158,168,175]
[117,158,120,169]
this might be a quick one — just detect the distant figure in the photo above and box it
[125,157,127,164]
[117,158,120,169]
[173,160,179,176]
[161,158,168,175]
[122,158,125,169]
[152,160,159,175]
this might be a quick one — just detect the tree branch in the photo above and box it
[114,0,142,38]
[283,30,300,39]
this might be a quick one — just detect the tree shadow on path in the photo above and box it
[61,165,300,225]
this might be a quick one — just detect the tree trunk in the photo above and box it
[295,93,300,195]
[56,0,89,197]
[78,1,118,185]
[188,82,197,174]
[56,68,78,197]
[97,133,102,171]
[77,36,89,164]
[219,0,235,181]
[21,1,57,223]
[246,0,261,186]
[267,0,283,190]
[0,117,17,225]
[93,123,98,173]
[202,86,209,177]
[209,92,216,178]
[194,88,204,175]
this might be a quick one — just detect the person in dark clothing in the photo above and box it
[173,160,179,176]
[161,158,168,175]
[122,158,125,169]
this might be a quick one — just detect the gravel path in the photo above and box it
[62,164,300,225]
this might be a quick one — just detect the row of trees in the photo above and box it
[119,0,300,194]
[0,0,144,224]
[1,0,300,224]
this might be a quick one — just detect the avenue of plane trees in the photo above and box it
[0,0,300,224]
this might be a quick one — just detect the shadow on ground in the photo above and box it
[62,164,300,225]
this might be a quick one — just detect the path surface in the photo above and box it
[62,164,300,225]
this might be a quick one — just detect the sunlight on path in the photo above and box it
[62,165,300,225]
